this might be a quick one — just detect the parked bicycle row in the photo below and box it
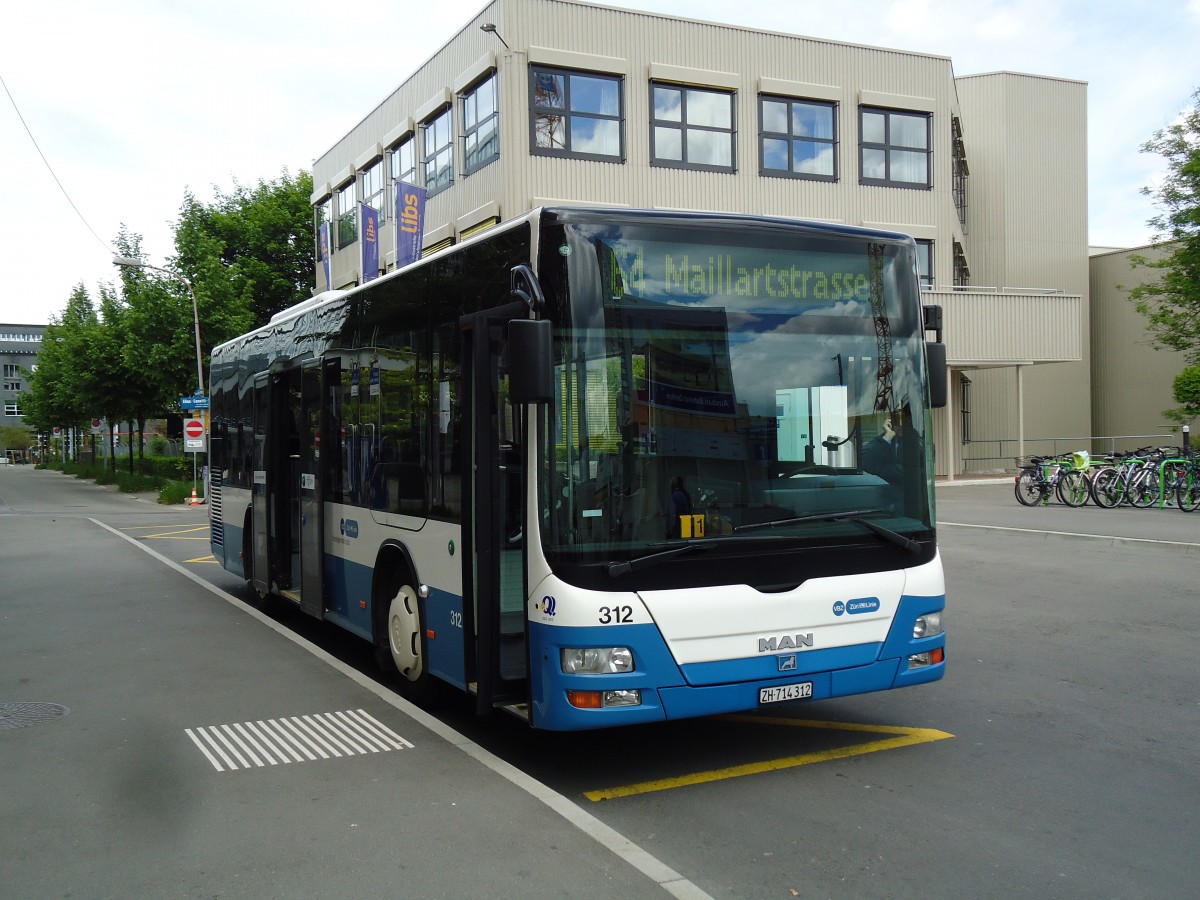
[1013,446,1200,511]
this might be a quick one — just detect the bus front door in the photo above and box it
[464,303,530,715]
[253,364,323,618]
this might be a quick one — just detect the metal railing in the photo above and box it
[961,434,1191,474]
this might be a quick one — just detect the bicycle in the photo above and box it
[1169,451,1200,512]
[1090,447,1155,509]
[1014,454,1089,507]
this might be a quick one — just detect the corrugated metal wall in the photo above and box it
[955,73,1091,454]
[1090,244,1185,438]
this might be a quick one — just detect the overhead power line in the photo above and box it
[0,70,112,253]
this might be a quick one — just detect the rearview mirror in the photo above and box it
[508,319,553,403]
[926,341,948,409]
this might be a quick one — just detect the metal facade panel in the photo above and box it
[1089,245,1183,437]
[931,290,1083,365]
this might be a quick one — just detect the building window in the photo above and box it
[953,240,971,287]
[3,364,20,379]
[760,97,836,180]
[915,240,934,289]
[651,83,735,172]
[952,116,969,228]
[4,403,21,417]
[530,67,623,161]
[336,181,357,249]
[390,137,416,222]
[5,380,23,391]
[362,160,385,218]
[860,107,931,188]
[463,73,499,174]
[423,107,454,196]
[315,198,332,260]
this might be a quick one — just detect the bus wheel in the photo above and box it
[386,584,423,683]
[379,583,442,705]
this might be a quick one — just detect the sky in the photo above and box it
[2,0,1198,327]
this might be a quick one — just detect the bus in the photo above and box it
[208,207,947,731]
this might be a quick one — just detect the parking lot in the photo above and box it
[3,466,1198,898]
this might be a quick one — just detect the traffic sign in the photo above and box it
[180,396,209,410]
[184,416,206,452]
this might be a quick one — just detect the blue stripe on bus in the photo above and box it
[424,586,467,689]
[526,593,945,730]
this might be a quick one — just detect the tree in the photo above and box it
[1129,87,1200,423]
[1,424,32,455]
[21,285,99,453]
[172,169,315,334]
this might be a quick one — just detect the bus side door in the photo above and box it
[463,302,531,714]
[250,372,271,595]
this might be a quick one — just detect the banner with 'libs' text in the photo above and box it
[360,204,379,282]
[395,183,426,270]
[318,223,331,291]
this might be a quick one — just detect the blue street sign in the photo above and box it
[180,396,210,410]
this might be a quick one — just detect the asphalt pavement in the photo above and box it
[937,475,1200,549]
[0,465,706,899]
[4,465,1198,898]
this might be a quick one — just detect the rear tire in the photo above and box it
[1056,470,1089,507]
[1128,469,1160,508]
[1089,468,1122,508]
[1014,469,1043,506]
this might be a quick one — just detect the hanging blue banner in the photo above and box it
[318,222,331,291]
[361,204,379,282]
[395,182,426,270]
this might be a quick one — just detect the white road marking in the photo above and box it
[187,710,411,772]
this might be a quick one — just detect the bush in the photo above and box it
[157,480,197,505]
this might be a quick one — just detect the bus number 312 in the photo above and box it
[599,606,633,624]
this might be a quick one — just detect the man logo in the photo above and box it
[778,655,798,672]
[758,633,814,652]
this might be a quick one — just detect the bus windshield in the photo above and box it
[537,217,934,564]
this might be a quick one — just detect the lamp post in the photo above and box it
[113,255,206,500]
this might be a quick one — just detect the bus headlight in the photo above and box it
[913,611,943,639]
[560,647,635,674]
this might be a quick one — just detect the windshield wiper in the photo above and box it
[606,540,721,578]
[734,508,920,554]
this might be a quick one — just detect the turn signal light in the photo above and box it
[567,690,603,709]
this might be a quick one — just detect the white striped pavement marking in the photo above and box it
[187,710,413,772]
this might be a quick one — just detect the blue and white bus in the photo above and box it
[208,207,947,730]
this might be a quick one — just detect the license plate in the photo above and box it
[759,682,813,704]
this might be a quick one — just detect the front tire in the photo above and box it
[1177,476,1200,512]
[377,580,442,706]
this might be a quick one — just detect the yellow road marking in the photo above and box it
[584,716,954,801]
[183,555,219,565]
[136,525,210,540]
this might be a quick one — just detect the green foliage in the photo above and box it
[28,168,313,469]
[1164,363,1200,424]
[0,424,32,451]
[1129,87,1200,367]
[156,480,198,505]
[173,169,315,333]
